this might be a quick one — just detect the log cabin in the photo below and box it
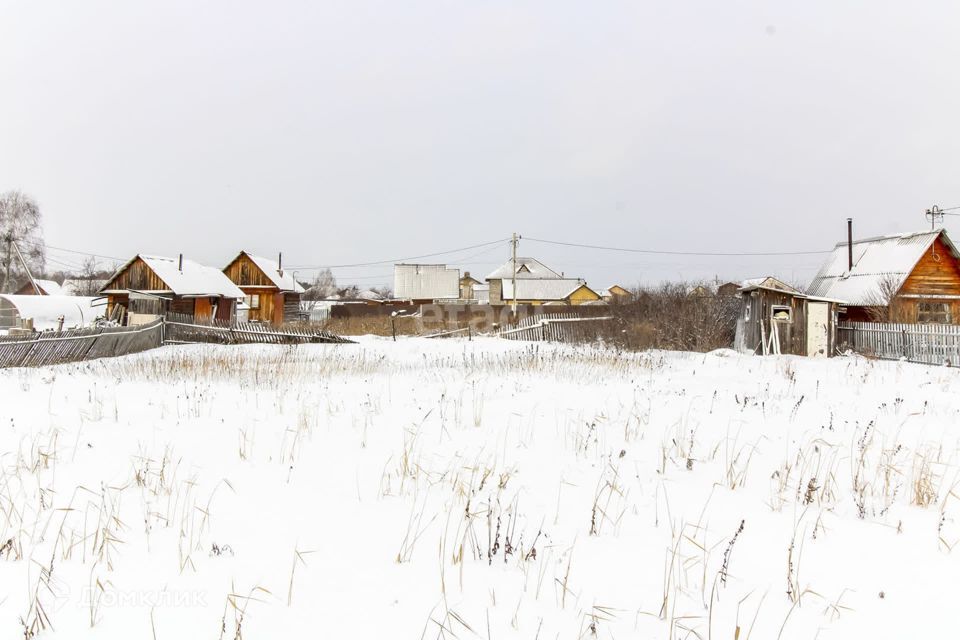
[99,255,244,325]
[222,251,305,324]
[806,229,960,323]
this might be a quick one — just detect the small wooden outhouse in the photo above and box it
[735,280,845,357]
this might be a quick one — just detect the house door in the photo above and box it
[806,301,829,357]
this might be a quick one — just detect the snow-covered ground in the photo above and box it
[1,337,959,639]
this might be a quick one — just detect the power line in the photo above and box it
[287,238,510,270]
[524,237,832,257]
[16,238,125,261]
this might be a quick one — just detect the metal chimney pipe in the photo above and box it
[178,253,183,272]
[847,218,853,272]
[278,252,283,276]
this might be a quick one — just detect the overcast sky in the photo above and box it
[2,1,959,289]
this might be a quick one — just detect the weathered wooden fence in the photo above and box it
[164,313,354,345]
[0,320,163,368]
[837,321,960,365]
[498,313,614,343]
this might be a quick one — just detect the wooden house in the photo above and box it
[600,284,631,302]
[459,272,482,300]
[716,282,741,297]
[807,229,960,323]
[501,279,602,306]
[15,279,66,296]
[99,255,244,325]
[486,257,601,305]
[223,252,305,324]
[735,280,843,357]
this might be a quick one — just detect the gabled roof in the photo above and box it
[806,229,960,305]
[740,277,799,293]
[102,255,244,298]
[486,257,563,281]
[501,278,598,301]
[232,252,305,293]
[19,279,66,295]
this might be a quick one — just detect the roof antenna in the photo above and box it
[926,205,944,230]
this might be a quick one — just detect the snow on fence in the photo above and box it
[0,320,163,368]
[498,313,614,343]
[837,321,960,366]
[163,313,354,345]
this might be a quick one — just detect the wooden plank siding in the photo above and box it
[892,236,960,323]
[738,289,807,355]
[222,253,301,324]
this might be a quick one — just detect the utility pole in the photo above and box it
[12,241,41,294]
[2,233,12,294]
[510,232,518,315]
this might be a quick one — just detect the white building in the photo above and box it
[393,264,460,301]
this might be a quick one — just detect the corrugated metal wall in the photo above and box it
[394,264,460,300]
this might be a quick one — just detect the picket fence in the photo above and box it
[837,321,960,366]
[0,320,164,368]
[163,313,354,345]
[498,313,614,343]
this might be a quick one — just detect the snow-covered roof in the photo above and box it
[232,252,305,293]
[0,295,102,330]
[357,289,384,301]
[36,279,66,295]
[17,279,66,295]
[740,277,799,293]
[806,230,959,306]
[486,258,563,281]
[103,255,245,298]
[501,279,596,301]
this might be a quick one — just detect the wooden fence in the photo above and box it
[498,313,614,343]
[164,313,354,345]
[837,321,960,366]
[0,320,163,368]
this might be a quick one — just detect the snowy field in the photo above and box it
[1,338,959,639]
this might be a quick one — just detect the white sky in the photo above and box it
[2,1,959,289]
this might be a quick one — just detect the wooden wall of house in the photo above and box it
[901,237,960,297]
[282,293,301,323]
[241,286,276,322]
[104,257,168,292]
[568,286,602,305]
[224,254,277,287]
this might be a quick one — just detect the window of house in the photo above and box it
[917,302,951,324]
[245,294,260,309]
[771,305,792,322]
[744,304,751,321]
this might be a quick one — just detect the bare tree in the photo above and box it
[864,273,904,322]
[303,268,338,300]
[0,191,45,293]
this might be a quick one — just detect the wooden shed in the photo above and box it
[99,254,244,325]
[735,281,844,357]
[223,252,305,324]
